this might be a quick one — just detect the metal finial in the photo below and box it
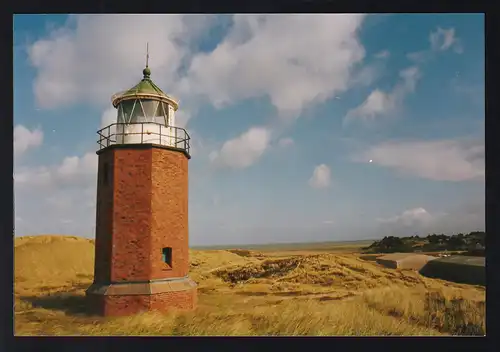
[143,43,151,79]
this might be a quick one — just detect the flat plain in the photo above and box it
[14,235,485,336]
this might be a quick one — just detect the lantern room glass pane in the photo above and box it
[161,102,170,126]
[117,99,170,125]
[148,102,168,125]
[128,100,147,123]
[153,115,167,125]
[117,104,126,124]
[119,100,136,123]
[141,99,160,118]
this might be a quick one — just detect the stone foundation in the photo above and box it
[86,276,197,317]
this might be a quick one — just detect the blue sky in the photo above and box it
[13,14,484,246]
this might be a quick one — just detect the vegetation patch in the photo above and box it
[364,232,485,254]
[215,257,301,283]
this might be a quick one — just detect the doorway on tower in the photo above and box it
[162,247,173,268]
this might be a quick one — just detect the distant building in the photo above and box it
[419,255,485,286]
[376,253,437,271]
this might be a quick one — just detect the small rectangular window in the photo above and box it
[162,247,172,267]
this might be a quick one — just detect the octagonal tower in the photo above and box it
[85,60,197,317]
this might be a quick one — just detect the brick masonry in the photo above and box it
[87,287,197,317]
[93,150,114,284]
[88,144,196,316]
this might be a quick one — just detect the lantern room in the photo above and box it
[97,64,189,154]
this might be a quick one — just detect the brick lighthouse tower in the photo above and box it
[86,53,197,317]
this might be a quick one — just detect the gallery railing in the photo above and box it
[97,122,191,155]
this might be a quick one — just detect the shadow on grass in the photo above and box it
[359,255,379,262]
[20,283,93,316]
[235,291,309,297]
[35,282,92,294]
[21,293,90,316]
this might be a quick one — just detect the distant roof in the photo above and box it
[111,66,178,110]
[434,255,485,267]
[377,253,437,261]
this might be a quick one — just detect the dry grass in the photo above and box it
[14,235,485,336]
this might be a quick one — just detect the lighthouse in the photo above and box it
[86,54,197,316]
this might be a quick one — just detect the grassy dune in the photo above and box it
[14,235,485,336]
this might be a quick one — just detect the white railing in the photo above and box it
[97,122,190,155]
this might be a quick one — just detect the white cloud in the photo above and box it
[377,207,433,226]
[278,137,294,148]
[407,27,463,64]
[175,109,192,129]
[56,153,97,180]
[344,66,420,123]
[375,200,484,236]
[180,14,367,117]
[210,127,271,169]
[344,89,395,122]
[99,107,117,143]
[398,66,420,92]
[14,166,52,187]
[100,107,116,128]
[15,152,97,188]
[14,125,43,156]
[349,63,384,88]
[308,164,331,189]
[28,14,371,127]
[374,50,390,59]
[353,138,484,182]
[430,27,462,53]
[15,149,99,237]
[27,15,215,110]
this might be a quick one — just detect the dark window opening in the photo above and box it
[162,247,173,267]
[102,162,109,186]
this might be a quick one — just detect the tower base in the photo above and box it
[85,277,197,317]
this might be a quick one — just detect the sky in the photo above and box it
[13,14,485,246]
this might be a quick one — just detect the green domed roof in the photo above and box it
[111,66,179,110]
[122,67,166,98]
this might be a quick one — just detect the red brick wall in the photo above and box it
[91,288,197,317]
[150,148,189,280]
[94,145,190,284]
[94,152,114,283]
[110,148,153,282]
[149,289,197,311]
